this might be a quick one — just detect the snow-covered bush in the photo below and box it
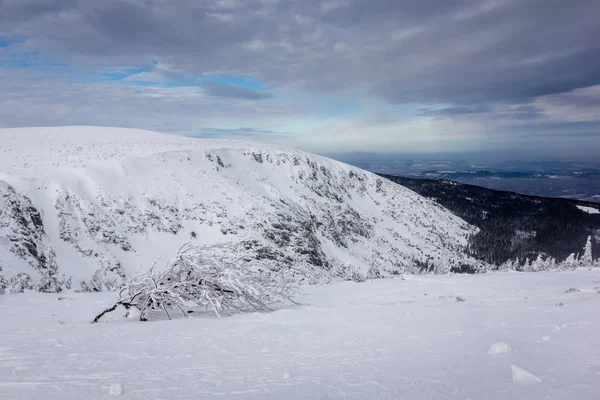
[497,258,518,271]
[366,264,383,280]
[8,272,33,293]
[349,268,366,283]
[79,272,118,293]
[330,259,366,282]
[559,253,578,270]
[79,264,127,292]
[92,242,296,323]
[525,254,545,272]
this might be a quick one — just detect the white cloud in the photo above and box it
[532,85,600,123]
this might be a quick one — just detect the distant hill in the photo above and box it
[0,126,478,292]
[380,175,600,265]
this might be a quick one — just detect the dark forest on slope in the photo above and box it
[380,175,600,266]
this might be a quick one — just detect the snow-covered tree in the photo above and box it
[528,254,545,272]
[523,258,532,272]
[92,242,296,323]
[580,235,593,269]
[560,253,577,270]
[36,247,70,293]
[366,263,383,280]
[505,258,518,271]
[329,259,367,282]
[497,258,517,271]
[9,272,33,293]
[80,269,121,292]
[0,264,6,295]
[513,257,520,270]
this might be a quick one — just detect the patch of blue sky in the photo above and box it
[198,74,266,91]
[95,62,269,91]
[133,74,269,90]
[0,38,25,48]
[0,43,69,71]
[0,55,65,69]
[0,58,31,68]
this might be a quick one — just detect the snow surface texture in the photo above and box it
[1,270,600,399]
[576,205,600,215]
[0,126,476,289]
[488,342,512,355]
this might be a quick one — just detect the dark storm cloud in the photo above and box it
[1,0,599,107]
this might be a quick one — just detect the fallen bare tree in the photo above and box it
[92,242,296,323]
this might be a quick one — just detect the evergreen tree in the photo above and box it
[9,273,33,293]
[0,263,6,295]
[561,253,577,270]
[529,254,545,272]
[36,247,64,293]
[581,236,593,269]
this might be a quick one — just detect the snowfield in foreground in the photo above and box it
[2,270,600,400]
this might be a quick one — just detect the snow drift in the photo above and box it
[0,126,477,290]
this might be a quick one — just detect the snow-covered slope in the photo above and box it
[2,270,600,399]
[0,126,476,289]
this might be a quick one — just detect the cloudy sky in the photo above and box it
[1,0,599,157]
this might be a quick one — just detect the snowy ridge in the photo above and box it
[0,126,477,290]
[577,205,600,215]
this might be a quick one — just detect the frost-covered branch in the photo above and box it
[92,242,296,323]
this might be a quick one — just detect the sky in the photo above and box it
[0,0,599,158]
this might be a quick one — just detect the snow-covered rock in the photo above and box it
[108,383,124,395]
[511,365,542,384]
[0,126,478,290]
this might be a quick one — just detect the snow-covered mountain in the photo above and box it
[0,126,477,290]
